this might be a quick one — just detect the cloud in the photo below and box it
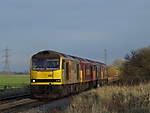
[0,0,150,71]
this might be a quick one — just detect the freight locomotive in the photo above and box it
[30,50,108,98]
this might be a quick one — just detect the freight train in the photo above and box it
[30,50,109,98]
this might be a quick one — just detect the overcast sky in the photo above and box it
[0,0,150,72]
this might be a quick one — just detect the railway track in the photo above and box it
[0,98,39,112]
[0,94,35,112]
[0,80,120,113]
[0,94,31,102]
[0,94,71,113]
[0,88,84,113]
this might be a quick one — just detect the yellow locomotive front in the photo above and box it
[30,51,63,86]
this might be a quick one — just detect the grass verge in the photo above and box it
[18,83,150,113]
[62,83,150,113]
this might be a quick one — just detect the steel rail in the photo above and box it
[0,93,31,102]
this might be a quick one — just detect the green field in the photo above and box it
[0,74,30,89]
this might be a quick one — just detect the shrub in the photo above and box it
[122,46,150,83]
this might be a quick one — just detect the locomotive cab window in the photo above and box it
[32,59,60,70]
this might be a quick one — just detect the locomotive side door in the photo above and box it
[62,59,66,80]
[77,63,80,81]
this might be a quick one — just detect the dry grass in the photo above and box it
[18,83,150,113]
[63,83,150,113]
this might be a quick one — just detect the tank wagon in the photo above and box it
[30,50,108,98]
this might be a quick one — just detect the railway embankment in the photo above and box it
[61,83,150,113]
[0,83,149,113]
[17,83,150,113]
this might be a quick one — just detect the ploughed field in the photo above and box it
[0,74,30,89]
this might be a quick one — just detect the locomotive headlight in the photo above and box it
[32,80,36,83]
[56,79,61,82]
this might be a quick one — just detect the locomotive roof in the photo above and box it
[32,50,105,65]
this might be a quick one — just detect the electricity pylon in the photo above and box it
[3,47,11,73]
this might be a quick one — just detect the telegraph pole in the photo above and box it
[104,49,107,65]
[3,47,11,73]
